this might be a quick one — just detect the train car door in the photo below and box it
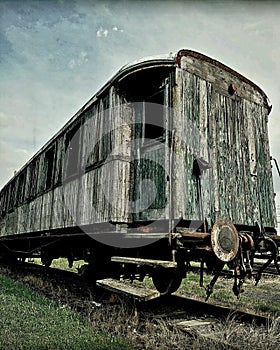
[132,78,171,223]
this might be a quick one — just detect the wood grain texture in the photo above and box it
[0,57,276,236]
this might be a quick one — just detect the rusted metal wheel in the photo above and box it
[152,268,182,295]
[211,218,239,262]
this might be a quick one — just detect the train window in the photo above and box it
[45,147,55,190]
[117,67,168,142]
[0,188,8,218]
[16,171,26,205]
[144,90,165,140]
[0,192,3,218]
[4,188,8,213]
[65,123,80,177]
[26,161,38,200]
[7,181,16,211]
[52,138,63,186]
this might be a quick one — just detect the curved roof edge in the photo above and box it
[78,49,271,120]
[176,49,271,111]
[94,53,176,99]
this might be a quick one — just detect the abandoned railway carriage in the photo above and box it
[0,50,278,298]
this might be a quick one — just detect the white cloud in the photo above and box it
[112,25,123,32]
[96,25,123,37]
[96,28,103,37]
[97,27,108,37]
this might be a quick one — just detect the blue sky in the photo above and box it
[0,0,279,212]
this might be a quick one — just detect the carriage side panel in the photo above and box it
[173,56,275,228]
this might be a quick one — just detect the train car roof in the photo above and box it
[1,49,271,191]
[76,49,270,123]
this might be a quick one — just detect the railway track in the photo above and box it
[136,294,273,350]
[141,293,270,325]
[0,259,276,324]
[252,262,280,276]
[189,261,280,279]
[1,259,278,350]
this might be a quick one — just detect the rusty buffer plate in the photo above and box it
[211,219,239,262]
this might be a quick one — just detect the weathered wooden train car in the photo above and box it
[0,49,278,298]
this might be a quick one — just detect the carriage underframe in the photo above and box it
[1,217,279,299]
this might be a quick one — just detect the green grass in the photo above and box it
[177,271,280,315]
[33,257,280,316]
[33,258,84,272]
[0,275,131,350]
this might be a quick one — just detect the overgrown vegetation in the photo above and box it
[36,257,280,315]
[0,275,130,350]
[177,271,280,316]
[82,299,280,350]
[2,259,279,349]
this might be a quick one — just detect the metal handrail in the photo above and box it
[271,156,280,177]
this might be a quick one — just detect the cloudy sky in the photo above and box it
[0,0,279,212]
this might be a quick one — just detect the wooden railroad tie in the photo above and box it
[96,278,160,301]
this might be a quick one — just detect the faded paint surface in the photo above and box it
[173,56,275,227]
[0,51,276,236]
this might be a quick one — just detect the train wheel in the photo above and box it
[77,263,96,279]
[41,256,52,267]
[152,268,182,295]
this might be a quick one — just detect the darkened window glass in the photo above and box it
[65,124,80,177]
